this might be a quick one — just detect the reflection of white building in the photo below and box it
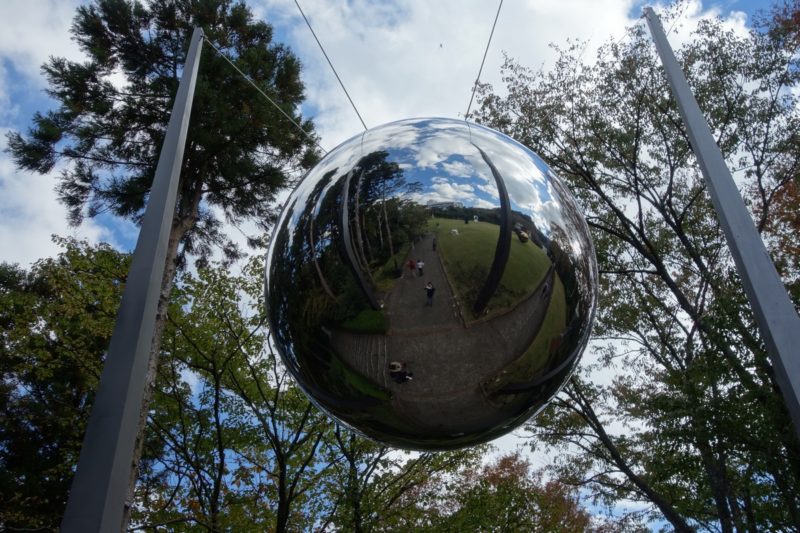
[426,201,464,209]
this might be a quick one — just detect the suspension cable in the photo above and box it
[465,0,504,119]
[203,36,327,154]
[294,0,368,131]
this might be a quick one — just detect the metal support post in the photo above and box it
[644,7,800,438]
[61,27,204,532]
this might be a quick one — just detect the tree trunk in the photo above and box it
[121,179,203,530]
[310,214,337,300]
[381,184,395,260]
[210,368,226,533]
[352,170,373,277]
[376,209,384,250]
[276,454,290,533]
[694,435,734,533]
[348,441,363,533]
[361,211,374,264]
[569,381,694,533]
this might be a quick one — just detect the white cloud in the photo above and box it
[251,0,755,155]
[0,1,84,81]
[440,160,475,178]
[0,1,102,267]
[650,0,750,47]
[0,130,111,267]
[253,0,639,148]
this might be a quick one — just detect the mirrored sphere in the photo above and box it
[265,118,597,450]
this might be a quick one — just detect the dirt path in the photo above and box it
[384,233,461,332]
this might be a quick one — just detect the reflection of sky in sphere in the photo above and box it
[273,117,584,256]
[359,118,571,237]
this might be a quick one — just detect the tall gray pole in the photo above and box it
[643,7,800,438]
[61,27,204,532]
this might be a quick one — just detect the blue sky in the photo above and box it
[0,0,770,267]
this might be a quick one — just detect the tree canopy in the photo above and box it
[1,240,606,532]
[6,3,321,524]
[8,0,318,262]
[0,239,129,530]
[6,1,800,531]
[472,2,800,530]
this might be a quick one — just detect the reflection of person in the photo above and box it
[424,282,435,306]
[406,259,416,279]
[417,259,425,277]
[388,361,413,384]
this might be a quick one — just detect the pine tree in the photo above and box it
[6,0,319,526]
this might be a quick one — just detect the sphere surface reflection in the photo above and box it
[266,118,597,450]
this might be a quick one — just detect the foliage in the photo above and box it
[472,2,800,530]
[1,238,639,531]
[340,309,389,334]
[6,3,321,526]
[7,0,318,263]
[313,428,487,532]
[429,452,594,532]
[0,238,130,531]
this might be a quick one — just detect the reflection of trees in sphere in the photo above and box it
[265,118,597,450]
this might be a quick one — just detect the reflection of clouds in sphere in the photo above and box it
[414,133,472,169]
[429,178,474,201]
[528,183,563,237]
[440,159,475,178]
[265,117,597,450]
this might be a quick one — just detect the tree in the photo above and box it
[0,239,130,531]
[317,426,487,532]
[473,2,800,530]
[7,0,318,524]
[763,0,800,47]
[219,260,335,533]
[128,258,494,532]
[0,241,630,532]
[130,257,336,532]
[429,452,597,532]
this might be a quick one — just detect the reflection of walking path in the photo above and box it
[385,233,461,332]
[330,233,558,437]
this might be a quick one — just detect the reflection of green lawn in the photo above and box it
[339,309,388,334]
[327,347,391,402]
[430,217,551,318]
[482,275,567,395]
[373,242,410,293]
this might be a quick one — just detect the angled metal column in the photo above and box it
[339,167,381,310]
[644,7,800,438]
[472,144,512,315]
[61,27,204,532]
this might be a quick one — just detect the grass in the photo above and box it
[430,217,552,319]
[339,309,389,334]
[327,351,391,402]
[482,275,568,395]
[372,241,411,293]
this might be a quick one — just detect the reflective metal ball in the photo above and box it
[266,118,597,450]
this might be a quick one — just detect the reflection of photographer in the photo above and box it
[388,361,413,384]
